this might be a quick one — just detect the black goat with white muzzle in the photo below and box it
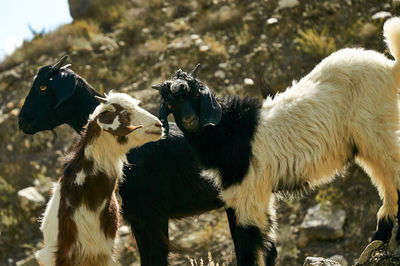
[155,19,400,265]
[18,56,240,266]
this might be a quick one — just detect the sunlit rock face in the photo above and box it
[67,0,125,20]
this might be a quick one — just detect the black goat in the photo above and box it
[154,67,275,266]
[18,56,237,266]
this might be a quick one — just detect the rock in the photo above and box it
[199,45,209,52]
[16,254,37,266]
[267,18,278,25]
[299,203,346,243]
[277,0,299,11]
[244,78,254,86]
[218,62,228,69]
[328,255,348,266]
[17,186,45,212]
[68,0,125,20]
[371,11,391,20]
[357,240,384,265]
[190,34,200,40]
[303,257,341,266]
[215,70,226,79]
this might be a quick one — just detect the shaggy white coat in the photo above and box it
[220,17,400,239]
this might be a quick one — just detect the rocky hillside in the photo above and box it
[1,0,400,265]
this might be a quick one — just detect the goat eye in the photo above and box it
[40,85,47,91]
[167,104,172,109]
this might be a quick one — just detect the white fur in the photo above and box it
[97,115,121,131]
[72,200,117,260]
[201,168,222,189]
[220,18,400,242]
[74,170,86,186]
[35,183,60,266]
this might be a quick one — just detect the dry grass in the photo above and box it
[296,28,336,58]
[189,251,227,266]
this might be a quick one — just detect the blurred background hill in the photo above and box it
[0,0,399,265]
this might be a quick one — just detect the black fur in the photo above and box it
[235,225,264,266]
[160,75,262,189]
[19,61,236,266]
[186,96,261,189]
[372,218,394,242]
[158,69,277,265]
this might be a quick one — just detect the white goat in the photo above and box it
[35,92,163,266]
[221,17,400,261]
[157,17,400,265]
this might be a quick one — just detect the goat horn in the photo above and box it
[152,84,162,91]
[60,63,72,70]
[52,55,69,70]
[94,95,107,104]
[189,63,201,78]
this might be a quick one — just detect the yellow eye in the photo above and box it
[40,85,47,91]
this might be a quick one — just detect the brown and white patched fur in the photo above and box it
[35,92,163,266]
[221,17,400,237]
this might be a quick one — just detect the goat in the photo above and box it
[35,91,163,266]
[18,56,238,265]
[153,17,400,266]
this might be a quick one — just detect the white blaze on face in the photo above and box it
[97,115,121,131]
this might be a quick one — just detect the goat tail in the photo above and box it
[384,17,400,62]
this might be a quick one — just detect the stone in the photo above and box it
[6,144,13,151]
[215,70,226,79]
[244,78,254,85]
[371,11,392,20]
[199,45,209,52]
[328,255,348,266]
[357,240,384,264]
[218,62,228,69]
[16,254,37,266]
[17,186,45,212]
[299,203,346,242]
[277,0,299,11]
[267,18,278,25]
[68,0,125,20]
[303,257,341,266]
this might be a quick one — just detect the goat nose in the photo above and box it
[154,122,162,128]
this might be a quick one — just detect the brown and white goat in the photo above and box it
[35,92,163,266]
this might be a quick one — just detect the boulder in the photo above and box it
[303,257,341,266]
[299,203,346,243]
[17,186,45,212]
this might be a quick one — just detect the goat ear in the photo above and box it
[199,86,222,127]
[50,71,76,109]
[159,100,170,135]
[97,112,143,136]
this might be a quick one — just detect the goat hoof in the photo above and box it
[372,218,395,243]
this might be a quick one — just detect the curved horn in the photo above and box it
[60,63,72,70]
[94,95,107,104]
[152,84,163,91]
[52,55,69,70]
[189,63,201,78]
